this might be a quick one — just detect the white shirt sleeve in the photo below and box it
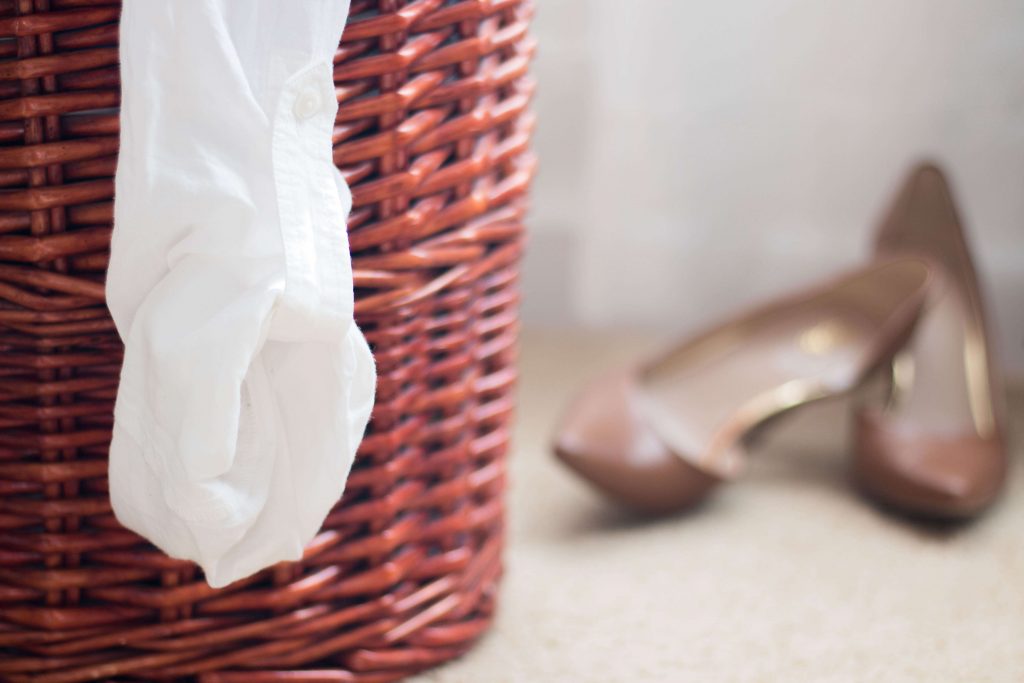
[107,0,375,588]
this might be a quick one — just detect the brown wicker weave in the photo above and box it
[0,0,534,680]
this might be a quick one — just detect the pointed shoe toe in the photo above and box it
[553,371,719,514]
[854,409,1006,519]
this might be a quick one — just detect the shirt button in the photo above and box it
[293,88,323,120]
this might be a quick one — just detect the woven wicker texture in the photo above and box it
[0,0,534,680]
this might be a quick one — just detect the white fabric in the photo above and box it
[107,0,375,588]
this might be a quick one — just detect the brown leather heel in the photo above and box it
[554,258,932,514]
[852,163,1008,519]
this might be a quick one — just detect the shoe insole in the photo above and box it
[635,260,928,476]
[890,286,987,436]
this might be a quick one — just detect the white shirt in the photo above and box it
[107,0,375,588]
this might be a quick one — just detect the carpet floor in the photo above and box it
[409,329,1023,682]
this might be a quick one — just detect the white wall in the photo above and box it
[524,0,1024,375]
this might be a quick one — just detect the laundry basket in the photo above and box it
[0,0,534,680]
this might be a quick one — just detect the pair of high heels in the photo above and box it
[553,164,1007,519]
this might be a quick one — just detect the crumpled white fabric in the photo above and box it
[107,0,375,588]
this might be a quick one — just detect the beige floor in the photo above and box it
[410,329,1024,683]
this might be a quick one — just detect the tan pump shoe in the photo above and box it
[853,163,1007,519]
[554,258,932,514]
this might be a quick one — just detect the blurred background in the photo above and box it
[523,0,1024,376]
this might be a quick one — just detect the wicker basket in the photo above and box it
[0,0,534,680]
